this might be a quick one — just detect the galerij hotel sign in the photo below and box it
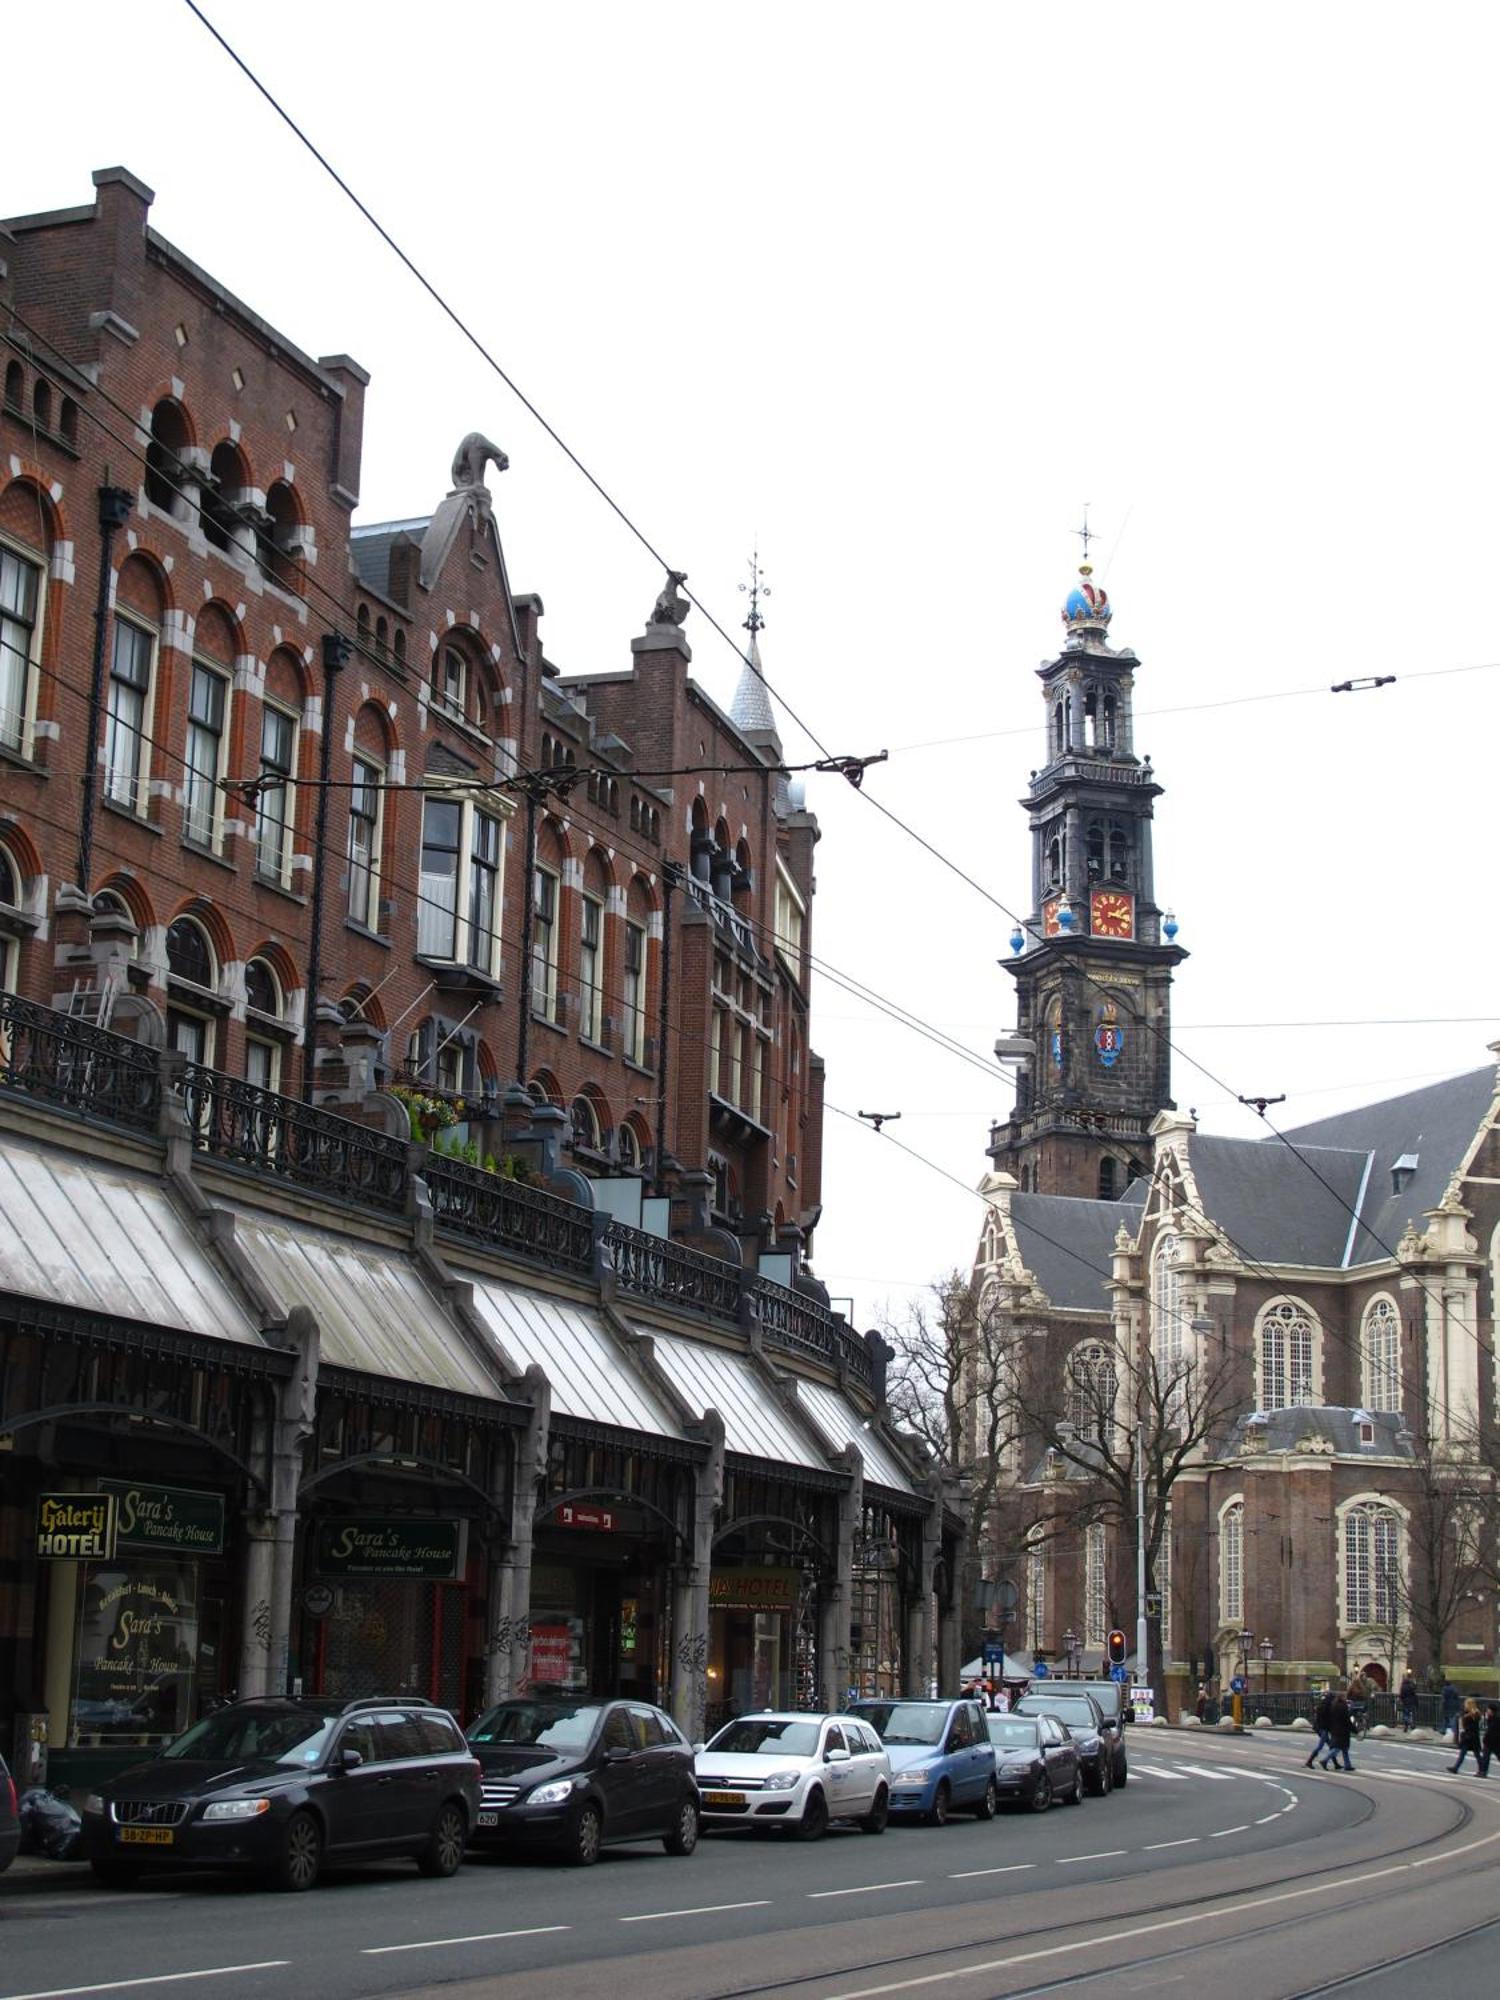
[36,1494,117,1560]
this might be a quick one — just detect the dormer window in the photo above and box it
[1390,1153,1418,1196]
[435,644,466,718]
[1359,1422,1376,1448]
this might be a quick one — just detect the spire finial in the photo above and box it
[739,545,771,635]
[1073,504,1096,565]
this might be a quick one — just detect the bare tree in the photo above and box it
[1374,1434,1494,1680]
[1005,1330,1243,1695]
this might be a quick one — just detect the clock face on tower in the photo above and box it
[1090,889,1135,939]
[1042,897,1065,937]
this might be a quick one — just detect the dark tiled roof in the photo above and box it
[350,520,426,596]
[1278,1067,1494,1267]
[1189,1133,1368,1268]
[1009,1187,1145,1312]
[1216,1406,1414,1460]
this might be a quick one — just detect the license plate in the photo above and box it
[477,1812,499,1827]
[701,1790,745,1808]
[119,1826,174,1846]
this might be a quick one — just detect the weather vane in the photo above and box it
[1073,505,1096,563]
[738,546,771,635]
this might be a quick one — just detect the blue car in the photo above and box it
[847,1698,997,1824]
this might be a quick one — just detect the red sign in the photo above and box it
[530,1625,574,1684]
[557,1503,615,1531]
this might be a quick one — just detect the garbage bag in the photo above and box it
[17,1787,85,1860]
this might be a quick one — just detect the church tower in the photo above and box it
[988,561,1186,1200]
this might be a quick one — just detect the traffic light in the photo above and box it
[1107,1628,1128,1667]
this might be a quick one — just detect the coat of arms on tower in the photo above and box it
[1094,1001,1123,1069]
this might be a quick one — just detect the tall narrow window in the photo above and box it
[1084,1522,1107,1650]
[254,705,297,882]
[1343,1503,1401,1627]
[0,843,21,1000]
[184,664,228,848]
[105,616,154,810]
[1258,1300,1317,1411]
[347,757,383,931]
[1068,1342,1118,1443]
[1152,1232,1185,1418]
[1361,1297,1402,1414]
[532,865,559,1020]
[579,894,603,1043]
[0,546,41,754]
[1220,1500,1244,1627]
[622,920,646,1063]
[434,645,466,717]
[469,811,501,974]
[244,956,282,1094]
[418,800,461,958]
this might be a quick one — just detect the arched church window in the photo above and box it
[1108,824,1129,882]
[1360,1296,1402,1415]
[1052,701,1065,758]
[1256,1299,1319,1411]
[1086,819,1105,882]
[1098,1156,1117,1200]
[1067,1341,1118,1442]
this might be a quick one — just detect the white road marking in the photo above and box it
[948,1864,1037,1880]
[810,1880,924,1899]
[0,1968,290,2000]
[363,1928,569,1956]
[1132,1764,1191,1781]
[1057,1850,1127,1863]
[823,1827,1500,1999]
[1144,1838,1200,1850]
[1171,1764,1237,1781]
[1255,1814,1280,1825]
[1210,1825,1251,1838]
[620,1899,772,1923]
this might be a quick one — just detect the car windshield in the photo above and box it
[852,1703,949,1746]
[469,1702,604,1750]
[705,1717,820,1757]
[987,1718,1040,1746]
[1026,1700,1096,1727]
[162,1708,338,1765]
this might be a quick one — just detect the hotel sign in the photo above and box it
[36,1494,117,1560]
[709,1567,800,1614]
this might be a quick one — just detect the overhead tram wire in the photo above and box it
[108,21,1500,1328]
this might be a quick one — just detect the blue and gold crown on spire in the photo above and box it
[1062,562,1112,631]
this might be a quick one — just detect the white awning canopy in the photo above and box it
[461,1274,679,1435]
[644,1329,825,1467]
[795,1378,917,1495]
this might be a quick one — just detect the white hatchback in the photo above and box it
[695,1711,892,1839]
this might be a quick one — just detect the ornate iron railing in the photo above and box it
[178,1064,409,1212]
[603,1221,744,1321]
[838,1328,874,1390]
[0,990,161,1131]
[754,1275,837,1369]
[427,1154,596,1277]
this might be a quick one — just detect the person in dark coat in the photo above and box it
[1398,1673,1418,1732]
[1451,1699,1483,1774]
[1322,1688,1354,1771]
[1307,1688,1335,1769]
[1441,1681,1461,1739]
[1480,1704,1500,1778]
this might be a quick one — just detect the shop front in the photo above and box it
[706,1465,841,1731]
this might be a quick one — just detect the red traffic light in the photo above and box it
[1107,1629,1128,1666]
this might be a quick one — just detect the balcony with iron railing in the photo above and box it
[0,988,881,1403]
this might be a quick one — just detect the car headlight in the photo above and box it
[527,1779,576,1806]
[83,1793,105,1816]
[201,1799,271,1822]
[899,1767,932,1784]
[762,1769,803,1791]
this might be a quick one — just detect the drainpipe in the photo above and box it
[75,485,135,893]
[302,632,348,1102]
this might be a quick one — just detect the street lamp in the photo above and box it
[1062,1627,1079,1676]
[1233,1629,1254,1729]
[1259,1636,1274,1699]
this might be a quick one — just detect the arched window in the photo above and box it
[202,440,248,553]
[1083,1522,1107,1650]
[1256,1299,1318,1411]
[165,915,218,1065]
[1151,1231,1184,1397]
[0,840,22,995]
[1219,1498,1244,1627]
[393,628,406,665]
[262,480,304,593]
[166,915,214,987]
[617,1121,641,1172]
[1098,1156,1117,1200]
[0,537,44,755]
[91,887,140,959]
[145,399,192,515]
[105,556,163,815]
[1341,1500,1403,1629]
[3,361,21,412]
[1360,1296,1402,1414]
[244,956,283,1095]
[570,1093,602,1154]
[1067,1341,1118,1442]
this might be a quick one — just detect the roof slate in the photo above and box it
[1188,1133,1368,1267]
[1008,1188,1144,1311]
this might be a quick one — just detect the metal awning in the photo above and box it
[234,1215,506,1403]
[645,1329,826,1468]
[461,1274,679,1436]
[0,1136,262,1345]
[795,1378,917,1495]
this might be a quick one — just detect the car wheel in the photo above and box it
[927,1780,952,1827]
[859,1786,889,1835]
[1027,1774,1052,1813]
[418,1801,467,1878]
[797,1788,829,1841]
[90,1858,139,1889]
[570,1802,604,1866]
[663,1796,699,1856]
[973,1778,998,1821]
[270,1810,323,1892]
[1115,1758,1128,1787]
[1064,1767,1085,1806]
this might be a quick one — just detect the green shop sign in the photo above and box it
[315,1519,466,1580]
[101,1481,226,1557]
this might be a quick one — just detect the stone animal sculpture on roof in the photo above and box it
[451,432,510,491]
[650,569,690,628]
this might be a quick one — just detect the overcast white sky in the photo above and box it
[7,2,1497,1331]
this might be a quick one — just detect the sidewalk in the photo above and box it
[0,1853,100,1907]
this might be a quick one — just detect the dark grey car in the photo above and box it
[0,1752,18,1873]
[985,1713,1082,1811]
[1014,1689,1123,1792]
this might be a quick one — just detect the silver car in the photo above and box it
[695,1711,892,1839]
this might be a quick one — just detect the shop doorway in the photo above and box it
[310,1577,466,1710]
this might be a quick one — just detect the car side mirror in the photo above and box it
[825,1746,850,1764]
[604,1744,634,1763]
[692,1742,705,1755]
[339,1747,363,1771]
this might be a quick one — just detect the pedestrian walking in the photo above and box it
[1480,1704,1500,1778]
[1441,1680,1460,1740]
[1322,1687,1355,1771]
[1307,1687,1335,1769]
[1449,1698,1483,1774]
[1195,1684,1209,1723]
[1398,1672,1418,1733]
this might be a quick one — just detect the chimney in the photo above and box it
[318,353,369,512]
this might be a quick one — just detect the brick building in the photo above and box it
[967,568,1499,1714]
[0,168,958,1789]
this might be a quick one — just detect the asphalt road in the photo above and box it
[2,1731,1498,2000]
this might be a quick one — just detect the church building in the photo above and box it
[970,564,1499,1716]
